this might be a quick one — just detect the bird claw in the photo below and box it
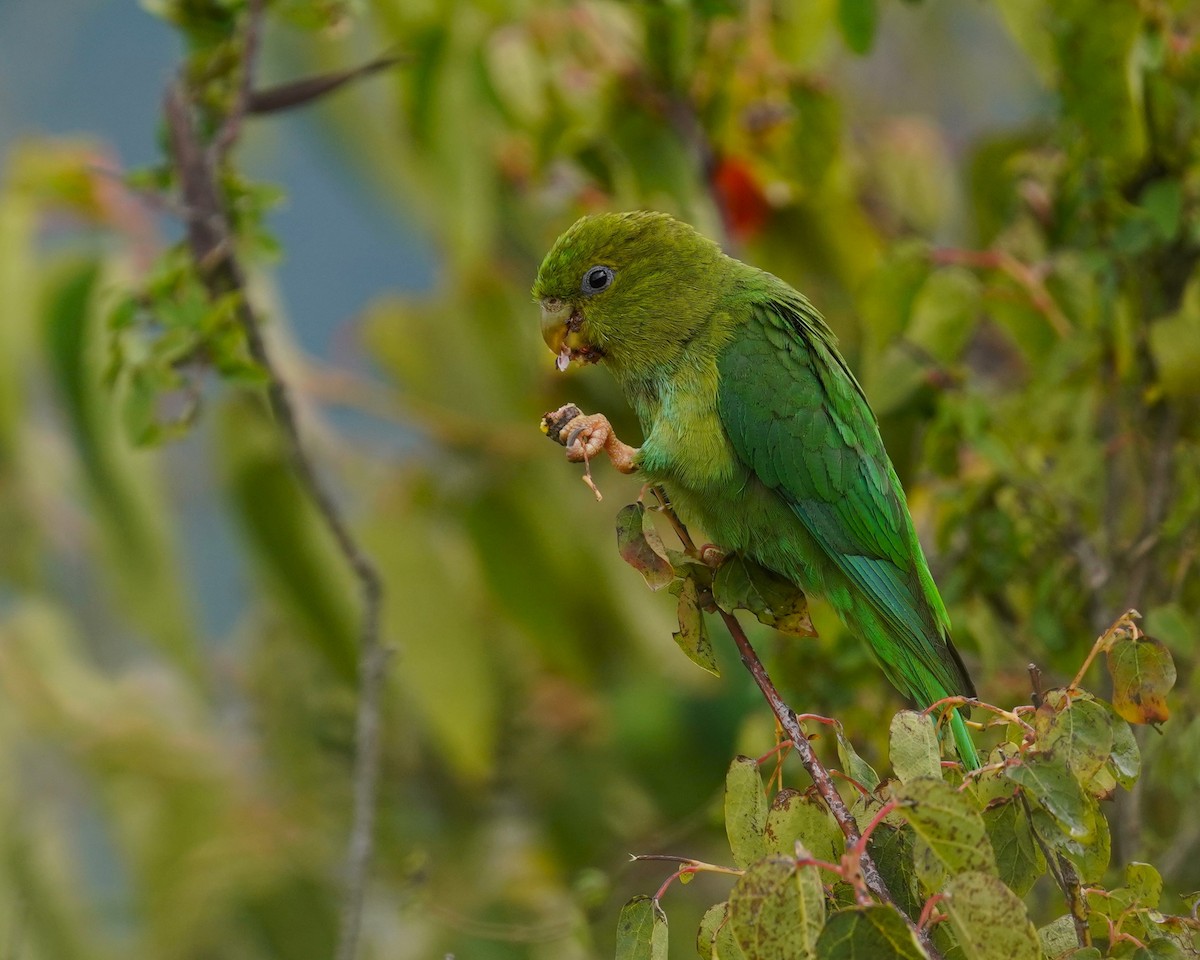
[540,404,639,477]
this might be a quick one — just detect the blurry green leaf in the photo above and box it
[726,756,768,869]
[1037,915,1079,959]
[836,0,877,54]
[889,711,942,783]
[617,502,675,591]
[1139,180,1183,241]
[728,856,825,960]
[1050,0,1144,168]
[1125,862,1163,909]
[981,797,1045,895]
[1106,632,1176,724]
[894,777,997,876]
[1149,287,1200,398]
[787,82,842,190]
[907,267,981,364]
[813,904,926,960]
[220,397,358,680]
[1132,939,1189,960]
[1006,753,1094,840]
[943,871,1040,960]
[45,258,199,672]
[835,729,880,791]
[713,555,815,637]
[672,575,719,676]
[764,788,843,861]
[616,896,668,960]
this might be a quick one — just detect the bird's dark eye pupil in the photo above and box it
[582,265,613,294]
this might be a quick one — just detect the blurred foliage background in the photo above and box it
[0,0,1198,957]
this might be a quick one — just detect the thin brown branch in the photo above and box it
[714,608,940,958]
[932,247,1071,338]
[247,52,407,115]
[162,9,388,959]
[211,0,266,163]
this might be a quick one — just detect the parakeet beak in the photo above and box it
[540,298,574,372]
[541,298,604,371]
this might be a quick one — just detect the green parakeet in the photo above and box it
[533,210,980,769]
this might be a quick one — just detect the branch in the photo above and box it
[932,247,1071,338]
[162,10,387,960]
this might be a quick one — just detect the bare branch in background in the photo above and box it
[162,5,388,958]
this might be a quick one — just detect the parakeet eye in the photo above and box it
[582,265,615,295]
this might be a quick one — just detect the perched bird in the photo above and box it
[533,210,979,769]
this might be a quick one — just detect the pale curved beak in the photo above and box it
[540,298,570,356]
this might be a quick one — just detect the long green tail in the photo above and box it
[949,707,980,770]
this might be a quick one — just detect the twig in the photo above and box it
[1069,609,1140,691]
[1021,792,1090,948]
[932,247,1071,338]
[211,0,265,164]
[162,10,388,960]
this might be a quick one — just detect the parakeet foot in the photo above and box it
[540,404,639,474]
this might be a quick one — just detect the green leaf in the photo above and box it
[1029,792,1109,883]
[726,756,768,869]
[712,555,815,637]
[728,856,825,960]
[835,730,880,791]
[765,788,844,861]
[889,711,942,783]
[866,824,924,923]
[1006,753,1094,840]
[814,905,926,960]
[697,902,728,960]
[1106,707,1141,788]
[907,267,982,364]
[1140,179,1183,241]
[894,777,997,877]
[836,0,877,55]
[1124,862,1163,909]
[1148,279,1200,398]
[943,871,1040,960]
[1037,916,1079,959]
[616,896,668,960]
[981,797,1046,896]
[1132,939,1189,960]
[1037,693,1114,785]
[616,503,675,591]
[671,576,719,676]
[1105,632,1176,725]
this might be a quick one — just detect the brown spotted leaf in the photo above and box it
[1105,632,1176,724]
[893,777,997,877]
[713,555,816,638]
[671,575,718,676]
[814,904,927,960]
[889,711,942,783]
[764,788,843,861]
[943,871,1040,960]
[728,856,825,960]
[616,503,674,590]
[725,756,768,869]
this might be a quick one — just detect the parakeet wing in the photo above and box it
[716,283,973,702]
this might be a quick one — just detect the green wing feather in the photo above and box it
[716,278,974,710]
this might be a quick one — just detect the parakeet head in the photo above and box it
[532,211,733,381]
